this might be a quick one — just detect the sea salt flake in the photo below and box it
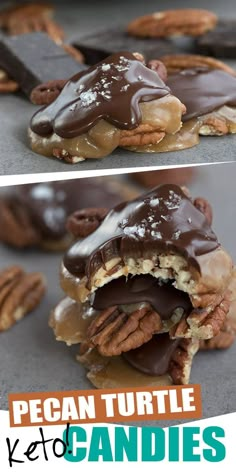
[173,230,181,240]
[123,224,145,238]
[121,84,130,92]
[80,90,98,107]
[161,214,171,222]
[151,222,160,228]
[187,218,192,223]
[149,198,160,207]
[151,230,162,239]
[31,184,54,201]
[101,64,111,71]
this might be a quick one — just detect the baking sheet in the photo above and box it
[0,0,236,178]
[0,163,235,427]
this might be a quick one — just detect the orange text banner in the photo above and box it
[8,384,202,427]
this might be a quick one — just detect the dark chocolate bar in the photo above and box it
[72,28,176,64]
[196,20,236,58]
[0,32,87,97]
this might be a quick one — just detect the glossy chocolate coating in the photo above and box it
[167,68,236,121]
[30,52,170,138]
[64,184,219,277]
[9,179,123,240]
[92,275,192,318]
[123,333,179,375]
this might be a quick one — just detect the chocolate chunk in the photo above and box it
[92,275,192,318]
[64,184,219,278]
[167,68,236,121]
[73,28,176,64]
[196,20,236,58]
[123,333,179,375]
[0,32,86,97]
[30,52,170,138]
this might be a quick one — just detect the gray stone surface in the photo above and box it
[0,164,235,427]
[0,0,236,177]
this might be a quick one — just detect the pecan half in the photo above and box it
[0,197,40,248]
[86,304,162,356]
[119,124,165,147]
[200,314,236,350]
[193,197,213,225]
[66,208,109,238]
[0,3,64,44]
[0,266,46,331]
[127,9,218,38]
[147,60,168,82]
[30,79,67,105]
[159,54,236,76]
[170,292,230,339]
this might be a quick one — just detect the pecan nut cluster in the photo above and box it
[0,266,46,331]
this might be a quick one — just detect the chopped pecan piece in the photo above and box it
[170,292,230,339]
[193,197,213,225]
[0,266,46,331]
[147,60,168,82]
[169,338,199,384]
[66,208,109,238]
[200,314,236,350]
[87,304,162,356]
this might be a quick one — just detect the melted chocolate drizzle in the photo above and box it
[30,52,170,138]
[123,333,179,376]
[9,179,123,240]
[167,68,236,121]
[92,275,192,319]
[64,184,219,278]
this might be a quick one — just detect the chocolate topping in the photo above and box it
[92,275,192,318]
[167,68,236,121]
[30,52,170,138]
[64,184,219,278]
[123,333,179,376]
[8,179,123,240]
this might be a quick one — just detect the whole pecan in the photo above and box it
[193,197,213,225]
[66,208,109,238]
[30,79,67,105]
[0,197,40,248]
[127,9,218,38]
[0,266,46,331]
[159,54,236,76]
[86,304,162,356]
[0,3,65,44]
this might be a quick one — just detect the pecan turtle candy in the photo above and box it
[0,178,135,251]
[50,183,233,388]
[28,52,186,163]
[165,67,236,138]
